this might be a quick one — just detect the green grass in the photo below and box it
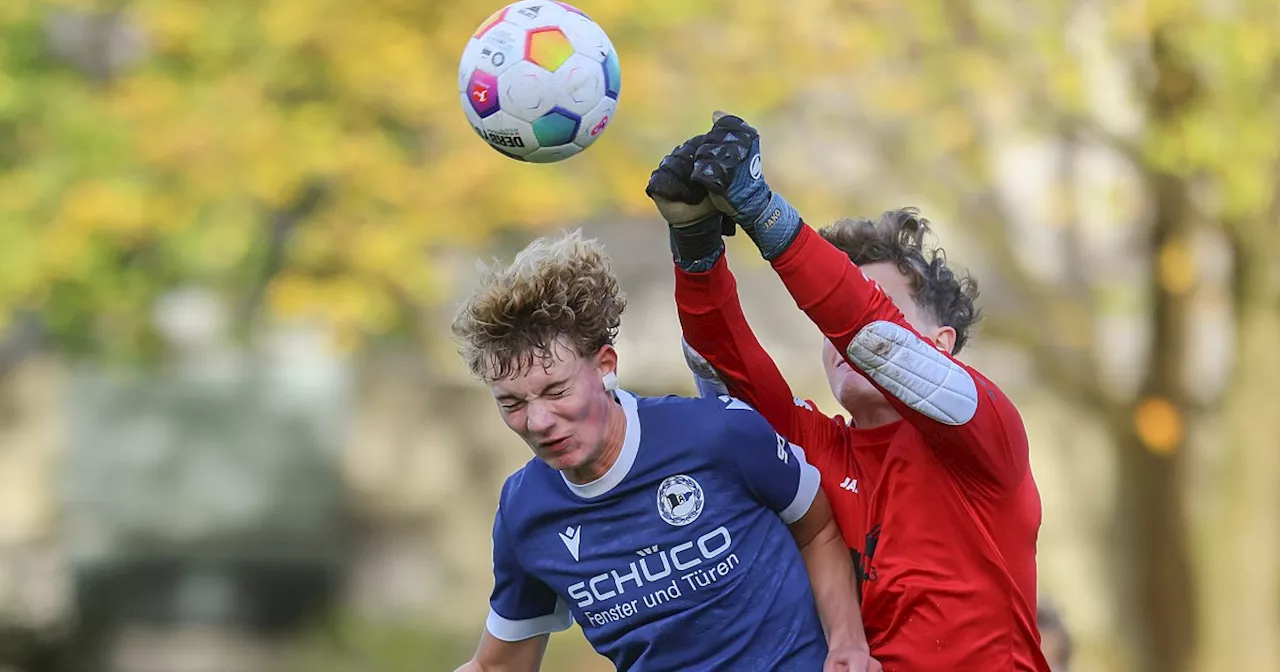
[283,611,613,672]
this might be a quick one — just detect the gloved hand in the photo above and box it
[691,113,802,260]
[646,134,720,229]
[646,134,730,272]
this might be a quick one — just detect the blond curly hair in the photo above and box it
[452,229,627,380]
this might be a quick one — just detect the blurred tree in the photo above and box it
[1,0,1275,669]
[0,0,738,362]
[750,1,1278,671]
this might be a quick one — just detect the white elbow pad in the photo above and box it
[845,321,978,425]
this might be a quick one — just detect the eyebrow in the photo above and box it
[497,378,571,402]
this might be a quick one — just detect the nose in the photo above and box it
[525,399,556,435]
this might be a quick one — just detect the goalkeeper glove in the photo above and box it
[691,113,802,260]
[646,134,730,272]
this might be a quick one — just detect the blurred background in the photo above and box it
[0,0,1276,671]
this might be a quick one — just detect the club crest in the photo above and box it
[656,474,705,527]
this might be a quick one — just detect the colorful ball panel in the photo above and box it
[466,70,501,118]
[460,92,487,139]
[603,49,621,99]
[531,107,581,147]
[525,27,574,72]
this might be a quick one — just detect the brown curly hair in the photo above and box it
[451,229,627,380]
[819,208,981,354]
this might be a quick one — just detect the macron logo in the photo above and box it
[718,395,754,412]
[559,525,582,561]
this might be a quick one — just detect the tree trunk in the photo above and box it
[1111,117,1200,671]
[1110,418,1197,672]
[1108,23,1205,668]
[1196,270,1280,671]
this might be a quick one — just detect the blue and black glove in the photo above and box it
[645,134,733,272]
[691,113,802,260]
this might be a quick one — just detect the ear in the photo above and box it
[594,345,619,390]
[933,325,958,355]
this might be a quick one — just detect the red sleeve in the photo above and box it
[770,225,1030,494]
[674,254,841,462]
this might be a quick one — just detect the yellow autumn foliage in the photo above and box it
[0,0,1273,356]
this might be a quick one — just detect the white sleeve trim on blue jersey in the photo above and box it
[485,598,572,642]
[778,442,821,525]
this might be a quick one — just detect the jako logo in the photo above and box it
[749,153,762,180]
[760,208,781,230]
[567,526,733,608]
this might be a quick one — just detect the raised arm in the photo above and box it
[689,114,1028,494]
[647,132,839,453]
[675,253,821,441]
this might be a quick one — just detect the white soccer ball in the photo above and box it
[459,1,621,163]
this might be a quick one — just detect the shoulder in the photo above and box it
[709,394,777,438]
[640,393,779,462]
[635,392,772,433]
[632,391,720,414]
[496,459,553,531]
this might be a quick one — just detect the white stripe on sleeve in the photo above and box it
[485,598,572,642]
[778,442,821,525]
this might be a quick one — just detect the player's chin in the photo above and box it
[536,441,586,471]
[836,373,878,412]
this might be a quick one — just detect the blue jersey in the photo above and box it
[485,390,827,671]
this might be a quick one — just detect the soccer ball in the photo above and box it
[459,1,621,163]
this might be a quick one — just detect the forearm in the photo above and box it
[458,631,546,672]
[675,257,802,436]
[455,663,532,672]
[770,225,889,352]
[456,662,528,672]
[800,517,869,651]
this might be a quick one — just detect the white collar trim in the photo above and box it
[562,389,641,498]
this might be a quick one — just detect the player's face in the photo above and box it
[489,339,619,476]
[823,262,949,415]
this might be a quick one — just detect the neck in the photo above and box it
[845,397,902,429]
[563,394,627,484]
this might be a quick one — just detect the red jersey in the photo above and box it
[675,226,1048,672]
